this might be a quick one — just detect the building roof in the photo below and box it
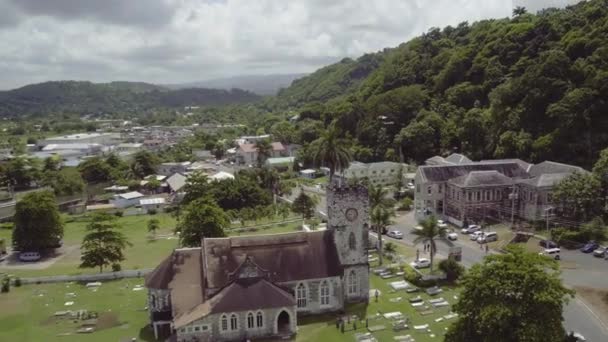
[167,173,187,192]
[42,143,100,151]
[444,153,473,164]
[239,142,286,153]
[116,143,143,148]
[44,132,114,141]
[479,158,532,172]
[209,171,235,181]
[140,198,166,205]
[271,142,285,151]
[528,161,587,177]
[449,170,513,187]
[173,278,295,328]
[418,162,529,183]
[116,191,144,200]
[517,173,571,188]
[300,169,316,174]
[202,230,342,289]
[161,161,191,167]
[265,156,295,165]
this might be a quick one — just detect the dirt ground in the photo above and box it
[574,286,608,320]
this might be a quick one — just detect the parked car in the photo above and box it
[412,225,423,232]
[437,220,448,228]
[581,241,599,253]
[19,251,41,262]
[387,230,403,239]
[539,240,558,249]
[447,232,458,241]
[470,231,484,241]
[540,248,561,260]
[461,225,480,234]
[478,232,498,243]
[571,332,586,341]
[593,247,607,257]
[410,258,431,269]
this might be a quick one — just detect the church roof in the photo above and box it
[173,277,295,328]
[202,230,342,289]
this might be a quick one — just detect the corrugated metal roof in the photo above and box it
[140,198,166,205]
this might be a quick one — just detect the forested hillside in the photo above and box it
[0,81,260,118]
[268,0,608,169]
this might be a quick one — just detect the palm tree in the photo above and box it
[313,125,352,183]
[255,139,273,167]
[512,6,527,17]
[371,207,394,265]
[411,216,448,272]
[369,184,395,211]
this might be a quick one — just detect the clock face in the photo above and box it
[345,208,358,222]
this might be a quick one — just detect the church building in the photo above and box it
[144,184,371,341]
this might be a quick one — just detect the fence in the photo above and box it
[11,268,153,285]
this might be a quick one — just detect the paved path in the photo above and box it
[386,211,608,341]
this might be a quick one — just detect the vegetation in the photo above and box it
[147,218,160,237]
[411,216,447,272]
[445,246,575,342]
[12,191,63,251]
[291,192,317,220]
[176,198,230,247]
[438,258,465,282]
[312,124,352,182]
[79,213,132,273]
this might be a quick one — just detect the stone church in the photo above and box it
[145,184,371,341]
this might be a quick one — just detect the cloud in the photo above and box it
[0,0,580,89]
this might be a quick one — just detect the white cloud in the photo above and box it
[0,0,577,89]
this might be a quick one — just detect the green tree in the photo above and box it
[312,125,352,183]
[553,172,603,221]
[513,6,527,17]
[176,198,229,247]
[411,216,447,272]
[41,168,85,196]
[445,246,574,342]
[78,157,113,183]
[147,218,160,237]
[384,241,396,254]
[131,151,159,178]
[292,191,317,220]
[43,156,60,172]
[12,191,63,251]
[438,258,465,282]
[181,172,211,206]
[80,213,131,273]
[278,203,291,221]
[371,207,394,265]
[255,139,273,167]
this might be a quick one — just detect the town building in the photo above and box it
[140,198,167,213]
[111,191,145,208]
[158,162,192,176]
[235,142,286,166]
[145,184,371,341]
[414,156,587,226]
[38,132,119,146]
[341,161,407,187]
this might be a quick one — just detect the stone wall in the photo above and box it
[282,276,343,315]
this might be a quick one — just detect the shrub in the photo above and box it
[438,258,465,282]
[114,210,124,217]
[1,276,10,293]
[111,263,122,272]
[13,277,21,287]
[148,209,158,215]
[398,198,413,211]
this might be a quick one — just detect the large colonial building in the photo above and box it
[414,155,587,226]
[145,185,371,341]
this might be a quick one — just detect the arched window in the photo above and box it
[247,312,255,329]
[256,311,263,327]
[348,270,357,295]
[320,280,330,306]
[230,314,238,330]
[220,314,228,331]
[348,232,356,250]
[296,283,307,308]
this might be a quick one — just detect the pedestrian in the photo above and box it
[374,289,379,302]
[485,245,489,254]
[416,248,420,261]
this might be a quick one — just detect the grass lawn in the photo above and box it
[0,213,178,278]
[297,258,460,342]
[0,279,155,342]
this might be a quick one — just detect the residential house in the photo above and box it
[167,173,187,193]
[193,149,215,161]
[341,161,407,187]
[235,142,286,166]
[140,198,166,213]
[111,191,145,208]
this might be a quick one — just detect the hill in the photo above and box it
[0,81,260,117]
[272,0,608,169]
[166,73,307,95]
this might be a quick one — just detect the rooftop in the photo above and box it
[44,132,114,140]
[115,191,144,200]
[449,170,514,187]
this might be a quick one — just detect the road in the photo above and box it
[386,210,608,342]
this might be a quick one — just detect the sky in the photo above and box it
[0,0,584,89]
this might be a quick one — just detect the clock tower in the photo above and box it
[327,183,370,303]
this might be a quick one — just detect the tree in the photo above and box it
[513,6,527,17]
[12,191,63,251]
[445,246,575,342]
[553,172,603,221]
[148,218,160,237]
[255,139,273,167]
[41,168,85,196]
[181,171,212,206]
[438,258,465,282]
[369,184,395,211]
[78,157,113,183]
[411,216,447,272]
[292,191,317,220]
[131,151,159,178]
[176,198,229,247]
[43,156,60,172]
[384,241,397,254]
[80,213,131,273]
[312,125,352,183]
[278,203,291,221]
[371,207,394,265]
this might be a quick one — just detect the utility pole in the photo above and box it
[509,186,518,230]
[545,207,553,232]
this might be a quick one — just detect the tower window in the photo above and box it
[348,270,357,295]
[348,232,356,250]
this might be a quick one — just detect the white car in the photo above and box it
[437,220,448,228]
[460,225,480,234]
[19,251,41,262]
[387,230,403,239]
[470,231,484,241]
[411,258,431,269]
[447,232,458,241]
[572,332,586,341]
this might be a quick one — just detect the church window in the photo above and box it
[220,314,228,331]
[230,314,238,330]
[256,311,263,327]
[194,326,200,332]
[320,280,330,306]
[348,232,356,250]
[348,270,358,295]
[247,312,255,329]
[296,283,307,308]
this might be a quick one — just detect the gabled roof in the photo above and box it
[202,230,342,289]
[166,173,187,192]
[418,162,529,183]
[517,173,571,188]
[528,161,586,177]
[444,153,472,164]
[479,159,532,172]
[173,278,295,328]
[449,170,513,187]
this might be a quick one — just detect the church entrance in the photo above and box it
[277,310,291,334]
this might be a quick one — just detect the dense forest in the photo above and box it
[0,81,260,118]
[260,0,608,169]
